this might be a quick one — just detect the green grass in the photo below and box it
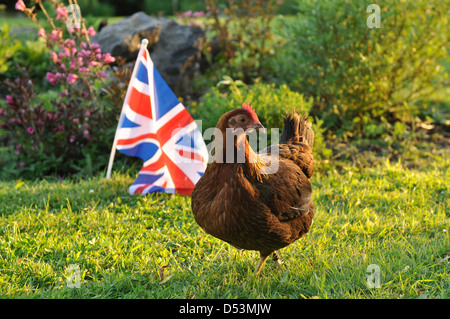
[0,157,448,299]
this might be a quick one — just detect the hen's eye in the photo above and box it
[237,116,248,125]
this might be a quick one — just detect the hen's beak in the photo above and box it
[252,122,264,130]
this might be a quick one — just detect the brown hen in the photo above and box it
[191,104,315,274]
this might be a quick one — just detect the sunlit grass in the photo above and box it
[0,156,448,298]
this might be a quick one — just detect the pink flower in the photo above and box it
[85,26,96,36]
[27,127,34,134]
[46,72,58,85]
[15,0,26,12]
[0,109,3,115]
[183,10,193,17]
[37,118,44,126]
[85,110,91,117]
[58,50,69,59]
[78,67,90,74]
[48,29,63,42]
[51,52,59,63]
[66,73,79,84]
[78,49,91,59]
[6,95,14,104]
[58,125,65,132]
[91,43,101,54]
[69,59,78,70]
[19,162,25,168]
[73,118,79,123]
[37,28,46,38]
[70,136,75,143]
[81,26,96,36]
[101,53,115,64]
[83,130,89,136]
[55,5,68,21]
[64,39,76,48]
[193,11,206,18]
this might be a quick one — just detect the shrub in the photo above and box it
[200,0,285,84]
[0,24,22,75]
[190,78,331,160]
[0,0,120,179]
[274,0,448,139]
[76,0,115,17]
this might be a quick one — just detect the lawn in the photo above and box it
[0,156,448,299]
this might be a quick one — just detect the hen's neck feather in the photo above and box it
[208,125,264,183]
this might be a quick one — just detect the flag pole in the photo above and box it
[106,38,149,179]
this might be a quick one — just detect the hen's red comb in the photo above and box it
[242,102,259,122]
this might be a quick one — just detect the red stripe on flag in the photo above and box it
[140,157,166,172]
[135,184,148,194]
[116,133,157,146]
[157,110,194,146]
[162,151,195,195]
[128,87,152,119]
[178,149,205,162]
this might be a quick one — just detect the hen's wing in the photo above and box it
[254,110,315,224]
[255,158,312,223]
[276,142,314,179]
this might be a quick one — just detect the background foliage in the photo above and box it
[274,0,448,140]
[0,0,448,180]
[191,78,331,160]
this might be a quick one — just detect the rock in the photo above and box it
[91,12,205,98]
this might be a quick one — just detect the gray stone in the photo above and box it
[91,11,205,97]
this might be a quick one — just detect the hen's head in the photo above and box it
[217,103,264,132]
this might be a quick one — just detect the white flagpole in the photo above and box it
[106,38,149,179]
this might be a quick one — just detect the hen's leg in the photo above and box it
[254,253,270,275]
[272,251,283,268]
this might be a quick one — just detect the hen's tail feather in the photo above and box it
[299,114,314,148]
[279,111,300,144]
[279,109,314,148]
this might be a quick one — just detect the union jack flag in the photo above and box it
[112,40,208,196]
